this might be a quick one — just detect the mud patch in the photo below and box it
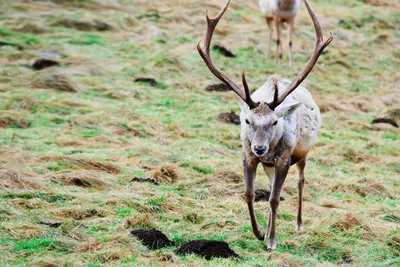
[134,77,158,87]
[48,171,109,189]
[131,177,159,185]
[254,189,285,202]
[218,111,240,125]
[206,83,229,92]
[0,117,31,128]
[32,59,60,71]
[176,240,239,260]
[39,222,62,228]
[213,45,235,58]
[371,118,399,128]
[131,229,174,250]
[31,71,80,92]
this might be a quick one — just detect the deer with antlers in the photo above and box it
[259,0,301,66]
[197,0,332,250]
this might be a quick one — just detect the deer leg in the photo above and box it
[262,165,275,238]
[266,17,273,59]
[275,18,281,64]
[266,159,290,251]
[244,158,264,240]
[296,157,306,231]
[288,18,294,67]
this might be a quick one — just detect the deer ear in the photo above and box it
[235,95,249,111]
[275,102,302,118]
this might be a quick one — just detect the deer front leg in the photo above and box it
[266,17,273,59]
[288,18,295,67]
[243,158,264,240]
[296,157,306,231]
[266,159,290,251]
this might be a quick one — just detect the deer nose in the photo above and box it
[254,146,267,155]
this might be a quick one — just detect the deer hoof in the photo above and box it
[266,238,276,251]
[296,224,303,231]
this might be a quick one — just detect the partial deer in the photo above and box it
[197,0,332,250]
[259,0,300,66]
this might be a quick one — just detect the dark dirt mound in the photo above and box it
[131,229,174,250]
[206,83,229,92]
[134,78,158,87]
[371,118,399,128]
[176,240,239,260]
[32,59,60,70]
[254,189,285,202]
[131,177,159,185]
[39,222,62,228]
[218,111,240,125]
[213,45,235,58]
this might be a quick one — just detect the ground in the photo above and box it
[0,0,399,266]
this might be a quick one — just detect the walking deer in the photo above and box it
[259,0,300,66]
[197,0,332,250]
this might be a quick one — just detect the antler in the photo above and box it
[268,0,333,110]
[197,0,258,109]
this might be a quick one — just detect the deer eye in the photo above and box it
[245,119,250,125]
[272,121,278,126]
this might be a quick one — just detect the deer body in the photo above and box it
[197,0,332,250]
[259,0,301,66]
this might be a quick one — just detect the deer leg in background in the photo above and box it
[244,158,264,240]
[266,17,273,59]
[275,17,282,64]
[296,157,306,231]
[266,159,290,251]
[288,18,295,67]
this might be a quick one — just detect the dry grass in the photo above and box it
[31,70,81,92]
[47,171,110,189]
[0,168,44,191]
[151,165,179,184]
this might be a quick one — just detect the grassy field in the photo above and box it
[0,0,399,266]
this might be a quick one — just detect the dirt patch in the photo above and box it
[31,71,80,92]
[0,117,31,128]
[176,240,239,260]
[0,169,44,190]
[131,229,174,250]
[48,171,109,189]
[134,78,158,87]
[218,111,240,125]
[371,118,399,128]
[39,222,62,228]
[52,18,113,31]
[151,165,179,183]
[65,159,120,174]
[32,59,60,71]
[206,83,229,92]
[213,45,235,58]
[131,177,159,185]
[254,189,285,202]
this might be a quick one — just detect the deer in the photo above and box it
[259,0,301,66]
[197,0,332,250]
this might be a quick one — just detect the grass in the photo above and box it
[0,0,399,266]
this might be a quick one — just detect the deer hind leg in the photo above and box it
[274,17,282,64]
[243,159,264,240]
[266,17,273,59]
[288,18,295,67]
[266,160,290,251]
[296,157,306,231]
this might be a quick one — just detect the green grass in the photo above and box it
[0,0,399,266]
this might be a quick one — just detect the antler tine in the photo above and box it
[197,0,258,109]
[269,0,333,109]
[242,70,257,109]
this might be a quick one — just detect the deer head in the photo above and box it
[197,0,332,157]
